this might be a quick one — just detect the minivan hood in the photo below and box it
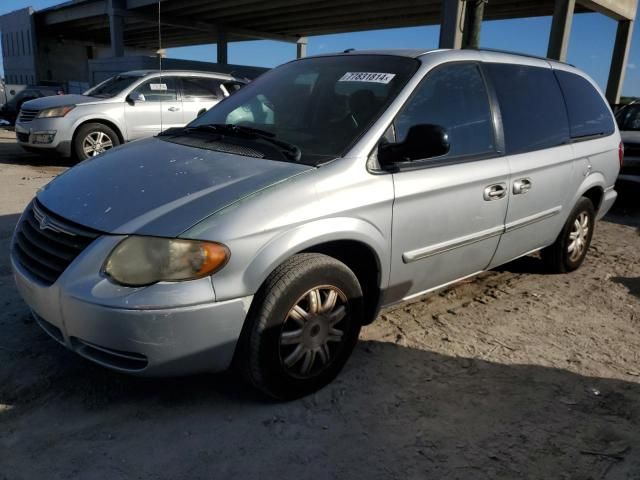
[37,137,313,236]
[22,94,108,110]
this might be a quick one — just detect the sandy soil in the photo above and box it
[0,129,639,479]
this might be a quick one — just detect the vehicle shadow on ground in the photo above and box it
[606,181,640,229]
[0,128,75,168]
[612,276,640,300]
[1,319,640,478]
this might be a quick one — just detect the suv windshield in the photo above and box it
[180,55,419,165]
[616,103,640,131]
[85,74,144,98]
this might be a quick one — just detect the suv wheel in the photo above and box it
[541,196,595,273]
[238,253,363,400]
[74,123,120,160]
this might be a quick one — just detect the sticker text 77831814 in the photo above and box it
[338,72,396,84]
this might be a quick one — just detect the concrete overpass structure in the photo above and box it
[0,0,637,102]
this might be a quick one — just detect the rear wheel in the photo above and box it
[74,123,120,160]
[541,197,595,273]
[238,253,363,400]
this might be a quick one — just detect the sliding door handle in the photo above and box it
[513,178,532,195]
[483,183,507,201]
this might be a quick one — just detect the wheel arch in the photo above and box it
[300,239,382,325]
[235,218,389,326]
[71,118,125,148]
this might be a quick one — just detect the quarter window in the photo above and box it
[554,70,615,139]
[485,63,569,154]
[394,63,495,160]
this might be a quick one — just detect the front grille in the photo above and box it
[16,132,29,143]
[12,200,100,286]
[18,108,39,122]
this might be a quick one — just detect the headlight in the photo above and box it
[36,105,75,118]
[103,236,229,287]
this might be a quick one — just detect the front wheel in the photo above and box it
[541,197,595,273]
[74,123,120,161]
[238,253,363,400]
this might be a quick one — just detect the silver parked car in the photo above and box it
[11,49,620,399]
[14,70,246,160]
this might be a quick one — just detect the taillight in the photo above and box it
[619,141,624,168]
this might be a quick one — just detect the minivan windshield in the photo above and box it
[85,74,144,98]
[179,55,419,165]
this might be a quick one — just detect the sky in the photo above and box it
[1,0,640,96]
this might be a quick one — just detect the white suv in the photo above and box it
[15,70,246,160]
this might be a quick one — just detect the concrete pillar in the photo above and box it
[217,28,228,64]
[296,37,308,58]
[606,19,634,105]
[439,0,464,49]
[108,0,125,57]
[462,0,486,49]
[547,0,575,62]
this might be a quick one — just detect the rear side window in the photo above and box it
[394,63,495,160]
[181,77,222,100]
[485,63,569,155]
[554,70,615,139]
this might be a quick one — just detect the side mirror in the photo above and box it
[378,124,450,167]
[127,92,145,104]
[196,108,207,118]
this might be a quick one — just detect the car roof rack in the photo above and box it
[475,48,574,66]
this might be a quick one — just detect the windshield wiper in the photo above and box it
[163,123,302,162]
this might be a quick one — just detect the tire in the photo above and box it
[541,197,595,273]
[238,253,364,400]
[73,123,120,161]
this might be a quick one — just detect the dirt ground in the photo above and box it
[0,128,639,479]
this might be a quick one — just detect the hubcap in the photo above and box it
[82,131,114,157]
[568,212,590,262]
[279,285,348,378]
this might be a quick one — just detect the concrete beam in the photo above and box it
[547,0,575,62]
[606,19,634,105]
[577,0,637,21]
[296,36,307,58]
[439,0,463,49]
[42,0,108,25]
[116,9,298,43]
[217,28,228,64]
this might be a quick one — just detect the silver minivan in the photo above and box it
[11,49,620,399]
[15,70,246,160]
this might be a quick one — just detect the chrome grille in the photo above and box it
[12,200,100,286]
[18,108,39,122]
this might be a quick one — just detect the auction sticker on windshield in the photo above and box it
[338,72,396,84]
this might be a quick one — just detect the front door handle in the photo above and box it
[483,183,507,201]
[513,178,532,195]
[167,106,180,112]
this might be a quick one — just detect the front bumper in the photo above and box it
[15,119,72,157]
[10,236,252,377]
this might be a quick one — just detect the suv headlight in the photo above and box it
[36,105,76,118]
[103,236,229,287]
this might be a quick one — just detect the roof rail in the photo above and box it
[475,48,574,66]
